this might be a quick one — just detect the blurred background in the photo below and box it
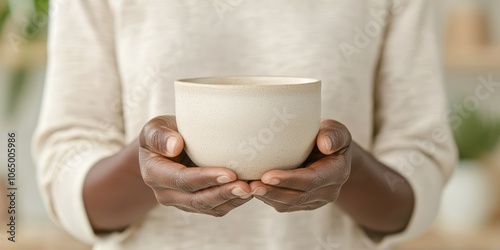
[1,0,500,249]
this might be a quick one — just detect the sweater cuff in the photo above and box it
[359,149,445,249]
[52,146,137,245]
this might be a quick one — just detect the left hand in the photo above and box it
[249,119,352,212]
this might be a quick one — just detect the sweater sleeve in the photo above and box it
[363,0,457,248]
[32,0,131,244]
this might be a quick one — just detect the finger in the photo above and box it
[317,119,351,155]
[140,151,239,192]
[260,154,351,191]
[172,196,253,217]
[250,182,339,205]
[203,196,253,217]
[255,196,327,213]
[153,181,251,210]
[140,116,184,158]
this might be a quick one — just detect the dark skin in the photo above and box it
[84,116,414,237]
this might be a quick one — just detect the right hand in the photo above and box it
[139,115,253,217]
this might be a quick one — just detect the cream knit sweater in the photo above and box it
[33,0,456,249]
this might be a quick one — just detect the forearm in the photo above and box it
[336,142,414,237]
[83,139,157,232]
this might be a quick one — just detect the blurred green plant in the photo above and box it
[1,0,49,118]
[453,110,500,160]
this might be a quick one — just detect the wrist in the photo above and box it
[335,141,414,235]
[340,142,363,191]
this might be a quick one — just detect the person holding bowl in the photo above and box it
[33,0,456,249]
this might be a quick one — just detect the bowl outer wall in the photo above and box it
[174,79,321,180]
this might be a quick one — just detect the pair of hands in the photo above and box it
[139,116,352,217]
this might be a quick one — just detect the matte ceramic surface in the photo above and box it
[175,76,321,180]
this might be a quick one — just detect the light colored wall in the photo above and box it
[441,0,500,116]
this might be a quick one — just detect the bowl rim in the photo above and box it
[175,75,321,88]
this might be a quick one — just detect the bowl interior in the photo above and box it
[177,76,319,86]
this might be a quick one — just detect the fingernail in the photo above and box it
[217,175,232,184]
[263,178,280,185]
[231,188,249,197]
[240,194,253,199]
[166,136,177,154]
[252,187,267,196]
[323,136,333,154]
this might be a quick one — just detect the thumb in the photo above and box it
[316,119,351,155]
[140,116,185,157]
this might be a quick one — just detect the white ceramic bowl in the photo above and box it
[174,76,321,180]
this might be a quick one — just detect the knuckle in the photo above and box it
[327,129,343,146]
[300,168,326,190]
[140,162,158,187]
[149,129,168,153]
[139,122,153,141]
[339,166,350,183]
[303,180,319,192]
[142,119,156,133]
[311,177,325,190]
[275,205,292,213]
[140,158,166,187]
[326,129,351,153]
[142,172,155,187]
[138,148,153,165]
[293,192,312,205]
[140,118,175,154]
[174,172,197,192]
[189,197,213,210]
[140,121,158,143]
[154,192,172,206]
[341,125,352,144]
[264,188,284,201]
[195,168,216,188]
[310,169,329,189]
[332,158,350,184]
[218,188,235,201]
[226,198,243,207]
[209,208,228,217]
[319,159,339,184]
